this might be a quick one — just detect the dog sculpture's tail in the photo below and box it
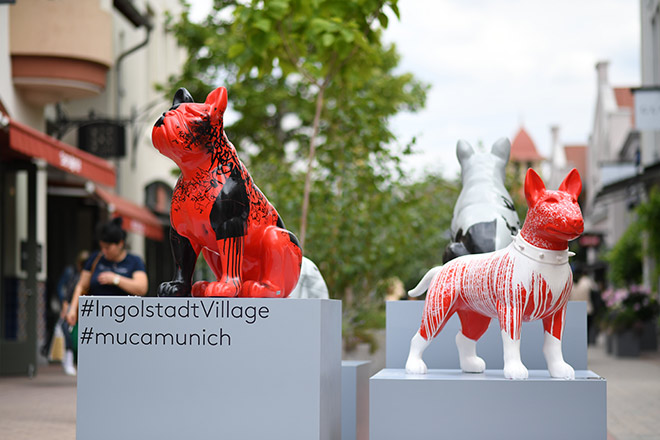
[408,266,442,297]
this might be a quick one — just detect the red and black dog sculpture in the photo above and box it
[152,87,302,298]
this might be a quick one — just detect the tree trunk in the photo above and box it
[299,86,325,249]
[344,285,354,309]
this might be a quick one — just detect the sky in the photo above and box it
[190,0,641,180]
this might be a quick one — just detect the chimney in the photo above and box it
[549,125,566,189]
[551,125,560,152]
[596,61,609,86]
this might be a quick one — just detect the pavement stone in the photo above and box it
[0,341,658,439]
[0,363,76,440]
[589,341,660,440]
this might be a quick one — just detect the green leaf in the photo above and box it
[228,43,245,58]
[389,2,401,20]
[267,0,290,20]
[378,12,388,28]
[310,17,335,34]
[254,18,272,33]
[322,33,335,47]
[340,28,355,43]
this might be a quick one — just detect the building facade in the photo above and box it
[584,1,660,288]
[585,61,636,251]
[0,0,184,375]
[639,0,660,167]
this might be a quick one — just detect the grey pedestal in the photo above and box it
[370,368,606,440]
[342,360,370,440]
[386,300,588,370]
[376,300,606,439]
[77,297,341,440]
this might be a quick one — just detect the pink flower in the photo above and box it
[613,288,628,303]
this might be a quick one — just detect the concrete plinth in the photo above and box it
[77,297,341,440]
[370,368,606,440]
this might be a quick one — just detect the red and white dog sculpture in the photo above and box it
[405,168,583,379]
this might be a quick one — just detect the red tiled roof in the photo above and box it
[564,144,588,181]
[511,127,544,162]
[613,87,635,126]
[613,88,633,108]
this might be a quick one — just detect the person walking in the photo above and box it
[66,217,148,327]
[57,250,89,375]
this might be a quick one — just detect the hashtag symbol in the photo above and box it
[80,327,94,345]
[80,299,94,318]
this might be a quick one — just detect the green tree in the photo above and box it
[606,219,643,287]
[163,0,457,345]
[168,0,411,247]
[604,187,660,291]
[635,187,660,290]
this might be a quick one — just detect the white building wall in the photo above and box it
[640,0,660,288]
[640,0,660,166]
[0,7,46,129]
[608,196,630,249]
[1,6,48,282]
[586,61,635,239]
[57,0,184,256]
[607,109,634,159]
[114,0,184,256]
[587,62,619,214]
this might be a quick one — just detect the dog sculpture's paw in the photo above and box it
[405,356,428,374]
[157,281,190,297]
[503,360,528,380]
[460,356,486,373]
[548,361,575,380]
[192,280,240,298]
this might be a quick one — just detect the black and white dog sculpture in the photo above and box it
[443,138,520,263]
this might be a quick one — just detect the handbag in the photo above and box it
[71,322,78,355]
[48,320,65,362]
[80,252,103,296]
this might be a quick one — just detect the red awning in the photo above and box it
[93,186,165,241]
[6,118,116,187]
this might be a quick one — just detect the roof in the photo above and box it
[613,87,635,126]
[564,144,588,181]
[510,127,544,162]
[613,87,634,108]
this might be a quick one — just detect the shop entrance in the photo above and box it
[0,165,39,375]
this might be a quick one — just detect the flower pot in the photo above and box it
[640,320,658,351]
[612,329,641,357]
[606,332,613,354]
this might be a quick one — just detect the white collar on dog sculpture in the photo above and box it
[510,234,574,265]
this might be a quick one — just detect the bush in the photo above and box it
[601,286,660,332]
[605,220,643,287]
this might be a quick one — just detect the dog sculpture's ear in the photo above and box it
[173,88,194,107]
[524,168,546,208]
[205,87,228,124]
[456,140,474,165]
[491,137,511,162]
[558,168,582,199]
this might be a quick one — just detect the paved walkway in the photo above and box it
[0,343,658,439]
[589,343,660,440]
[0,363,76,439]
